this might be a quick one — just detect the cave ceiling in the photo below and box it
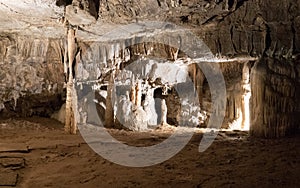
[0,0,249,41]
[1,0,300,56]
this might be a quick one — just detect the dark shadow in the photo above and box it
[92,0,100,19]
[236,0,248,10]
[56,0,72,7]
[228,0,236,10]
[154,88,163,125]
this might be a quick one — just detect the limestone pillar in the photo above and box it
[130,84,136,104]
[105,73,115,128]
[241,62,251,130]
[161,98,167,125]
[65,28,77,134]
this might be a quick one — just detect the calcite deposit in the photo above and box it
[0,35,65,117]
[0,0,299,137]
[250,58,300,138]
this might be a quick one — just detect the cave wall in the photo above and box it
[0,35,65,117]
[202,0,300,57]
[251,58,300,138]
[0,0,299,137]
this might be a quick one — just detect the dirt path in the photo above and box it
[0,118,299,187]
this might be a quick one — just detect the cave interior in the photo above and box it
[0,0,299,187]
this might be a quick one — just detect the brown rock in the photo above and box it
[66,0,97,25]
[0,169,18,186]
[0,157,25,170]
[250,58,300,138]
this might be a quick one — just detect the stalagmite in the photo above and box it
[135,80,142,107]
[105,73,115,128]
[241,62,251,130]
[129,75,136,104]
[65,28,78,134]
[160,98,167,125]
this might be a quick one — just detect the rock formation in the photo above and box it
[64,28,78,134]
[0,0,299,137]
[250,58,300,138]
[0,35,65,117]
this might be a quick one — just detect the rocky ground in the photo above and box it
[0,117,299,187]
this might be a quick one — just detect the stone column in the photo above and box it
[65,28,77,134]
[130,84,136,105]
[161,98,167,125]
[241,62,251,130]
[105,73,115,128]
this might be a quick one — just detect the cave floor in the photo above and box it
[0,118,299,188]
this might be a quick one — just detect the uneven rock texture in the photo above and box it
[0,35,65,117]
[0,0,64,37]
[1,0,298,57]
[250,58,300,138]
[0,169,18,186]
[0,0,299,137]
[0,0,299,56]
[201,0,300,57]
[76,0,300,57]
[187,61,254,129]
[66,0,98,25]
